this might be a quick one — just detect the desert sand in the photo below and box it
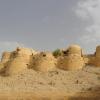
[0,66,100,100]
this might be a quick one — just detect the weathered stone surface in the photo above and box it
[96,46,100,58]
[57,45,85,70]
[67,45,82,55]
[86,46,100,67]
[0,47,38,75]
[29,52,57,72]
[0,45,100,75]
[1,52,11,63]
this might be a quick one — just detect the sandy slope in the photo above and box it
[0,91,100,100]
[0,66,100,99]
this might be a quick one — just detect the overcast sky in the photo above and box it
[0,0,100,55]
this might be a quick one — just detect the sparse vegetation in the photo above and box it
[53,49,62,57]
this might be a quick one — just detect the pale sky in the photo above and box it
[0,0,100,55]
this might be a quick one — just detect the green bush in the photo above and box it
[53,49,61,57]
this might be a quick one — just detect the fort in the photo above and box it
[0,44,100,75]
[0,45,100,100]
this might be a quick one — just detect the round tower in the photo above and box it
[4,47,38,75]
[67,45,82,56]
[57,45,84,70]
[29,52,57,72]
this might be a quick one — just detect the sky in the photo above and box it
[0,0,100,55]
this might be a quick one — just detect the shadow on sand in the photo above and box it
[68,86,100,100]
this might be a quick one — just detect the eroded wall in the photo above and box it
[57,45,85,70]
[0,45,100,75]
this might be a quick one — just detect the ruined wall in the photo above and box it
[66,45,82,55]
[29,52,57,72]
[57,45,85,70]
[1,52,11,63]
[83,54,95,65]
[96,46,100,58]
[0,45,100,75]
[92,46,100,67]
[83,46,100,67]
[0,47,38,75]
